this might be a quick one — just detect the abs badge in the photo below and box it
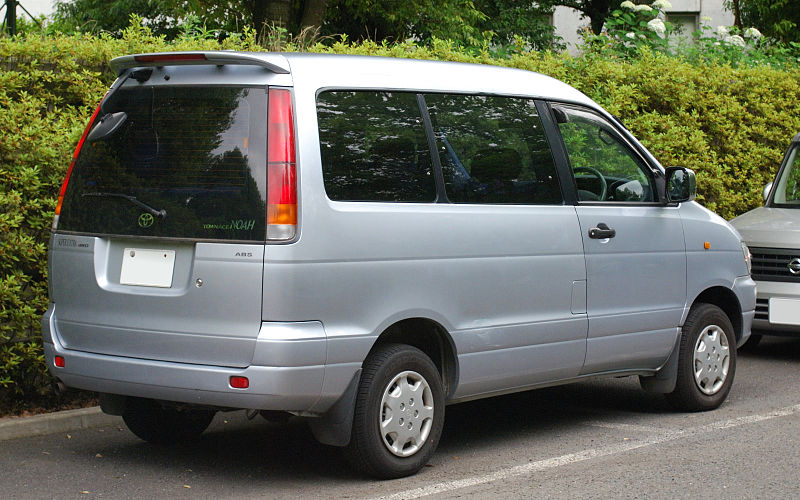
[138,213,155,228]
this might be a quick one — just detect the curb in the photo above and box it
[0,407,121,441]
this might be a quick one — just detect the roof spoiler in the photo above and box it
[109,51,290,75]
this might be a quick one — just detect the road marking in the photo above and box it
[373,403,800,500]
[585,421,663,433]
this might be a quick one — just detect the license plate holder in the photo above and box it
[120,248,176,288]
[769,297,800,326]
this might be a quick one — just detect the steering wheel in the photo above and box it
[574,166,607,201]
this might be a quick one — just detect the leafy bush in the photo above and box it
[582,0,674,58]
[1,23,799,414]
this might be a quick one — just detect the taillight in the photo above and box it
[229,376,249,389]
[53,103,103,230]
[267,88,297,241]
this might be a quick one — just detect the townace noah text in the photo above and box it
[45,52,756,478]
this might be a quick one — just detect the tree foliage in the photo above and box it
[53,0,185,36]
[473,0,561,50]
[50,0,557,49]
[322,0,487,45]
[727,0,800,44]
[540,0,624,35]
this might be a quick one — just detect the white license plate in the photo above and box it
[769,298,800,326]
[120,248,176,288]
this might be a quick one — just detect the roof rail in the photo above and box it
[109,51,290,75]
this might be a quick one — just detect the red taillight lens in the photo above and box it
[53,103,103,228]
[54,356,65,368]
[134,53,207,64]
[229,376,249,389]
[267,88,297,240]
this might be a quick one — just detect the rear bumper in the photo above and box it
[42,305,360,412]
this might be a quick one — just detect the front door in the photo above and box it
[552,105,686,373]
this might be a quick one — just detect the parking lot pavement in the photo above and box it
[2,336,799,499]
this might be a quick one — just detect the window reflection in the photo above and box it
[317,91,435,202]
[426,94,562,204]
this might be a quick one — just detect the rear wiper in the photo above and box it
[82,192,167,219]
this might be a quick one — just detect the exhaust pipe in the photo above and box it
[52,379,69,396]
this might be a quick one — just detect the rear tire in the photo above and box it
[344,344,445,479]
[666,304,736,412]
[122,397,215,444]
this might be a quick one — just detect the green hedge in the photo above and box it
[1,26,799,413]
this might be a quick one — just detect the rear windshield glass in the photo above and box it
[58,86,267,241]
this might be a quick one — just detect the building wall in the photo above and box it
[553,0,735,54]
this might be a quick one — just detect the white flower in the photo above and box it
[744,27,762,39]
[625,32,636,39]
[651,0,672,9]
[634,4,653,12]
[724,34,746,47]
[716,25,729,36]
[638,33,647,39]
[647,18,666,36]
[620,1,636,9]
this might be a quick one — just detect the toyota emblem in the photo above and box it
[138,213,154,228]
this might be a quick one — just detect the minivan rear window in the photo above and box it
[58,86,267,241]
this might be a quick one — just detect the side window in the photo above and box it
[555,106,656,202]
[774,144,800,204]
[425,94,562,204]
[316,91,436,202]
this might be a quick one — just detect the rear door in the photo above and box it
[50,70,268,367]
[417,93,588,394]
[549,104,686,373]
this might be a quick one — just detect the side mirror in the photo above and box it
[763,182,773,203]
[664,166,696,203]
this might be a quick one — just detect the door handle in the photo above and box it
[588,223,616,239]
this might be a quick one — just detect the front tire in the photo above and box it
[344,344,445,479]
[122,397,216,444]
[666,304,736,411]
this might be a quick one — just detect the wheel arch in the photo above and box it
[308,317,459,448]
[642,285,742,395]
[367,317,459,400]
[690,286,743,344]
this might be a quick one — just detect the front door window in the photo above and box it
[555,107,656,203]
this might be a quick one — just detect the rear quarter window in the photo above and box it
[316,91,436,202]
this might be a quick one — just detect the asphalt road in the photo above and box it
[2,336,800,499]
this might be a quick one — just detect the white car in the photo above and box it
[731,132,800,346]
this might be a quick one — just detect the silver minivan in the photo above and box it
[44,52,755,478]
